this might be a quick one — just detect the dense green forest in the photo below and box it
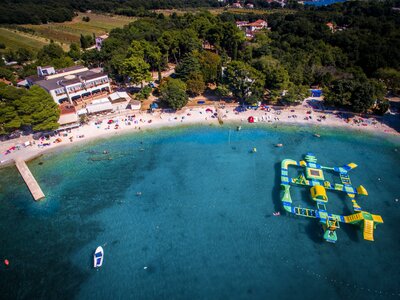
[1,0,400,134]
[78,1,399,111]
[1,0,400,24]
[0,83,60,134]
[0,0,222,24]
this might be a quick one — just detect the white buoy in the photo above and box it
[144,266,148,270]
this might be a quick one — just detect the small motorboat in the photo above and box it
[275,143,283,147]
[94,246,104,268]
[313,133,321,138]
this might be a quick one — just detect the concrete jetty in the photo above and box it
[15,159,45,201]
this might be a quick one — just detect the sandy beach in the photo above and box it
[0,104,398,167]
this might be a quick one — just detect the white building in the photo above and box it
[27,65,111,104]
[129,100,141,110]
[108,91,132,112]
[95,34,109,51]
[86,98,113,114]
[236,19,269,38]
[108,91,131,103]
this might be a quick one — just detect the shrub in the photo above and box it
[135,86,152,100]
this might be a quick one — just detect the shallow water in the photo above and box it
[0,124,399,299]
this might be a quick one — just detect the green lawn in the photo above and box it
[0,28,50,52]
[23,13,135,45]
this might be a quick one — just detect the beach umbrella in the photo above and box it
[248,116,254,123]
[205,108,213,113]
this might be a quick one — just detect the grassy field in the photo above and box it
[0,28,51,53]
[0,13,134,53]
[23,13,135,46]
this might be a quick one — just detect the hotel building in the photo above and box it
[27,65,111,104]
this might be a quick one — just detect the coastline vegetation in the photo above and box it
[0,83,60,134]
[80,0,398,111]
[0,0,400,135]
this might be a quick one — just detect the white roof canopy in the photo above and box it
[109,91,131,102]
[86,99,113,114]
[58,113,79,125]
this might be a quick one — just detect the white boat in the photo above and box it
[93,246,104,268]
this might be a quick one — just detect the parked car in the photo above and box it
[33,132,43,140]
[8,131,22,139]
[42,131,56,138]
[32,131,56,140]
[0,135,9,142]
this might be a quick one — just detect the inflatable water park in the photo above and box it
[280,153,383,243]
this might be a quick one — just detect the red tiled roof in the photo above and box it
[247,19,267,26]
[60,104,76,115]
[0,78,12,85]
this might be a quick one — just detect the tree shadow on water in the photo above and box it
[304,219,324,244]
[271,162,283,213]
[340,223,360,242]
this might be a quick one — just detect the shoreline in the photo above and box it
[1,106,399,169]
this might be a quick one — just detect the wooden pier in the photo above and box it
[15,159,45,201]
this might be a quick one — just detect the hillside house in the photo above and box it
[236,19,269,38]
[0,78,13,86]
[266,0,286,7]
[326,22,335,32]
[95,34,109,51]
[232,2,243,8]
[325,22,347,33]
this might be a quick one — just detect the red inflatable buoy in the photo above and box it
[4,259,9,266]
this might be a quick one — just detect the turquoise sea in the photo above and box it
[303,0,346,6]
[0,125,399,299]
